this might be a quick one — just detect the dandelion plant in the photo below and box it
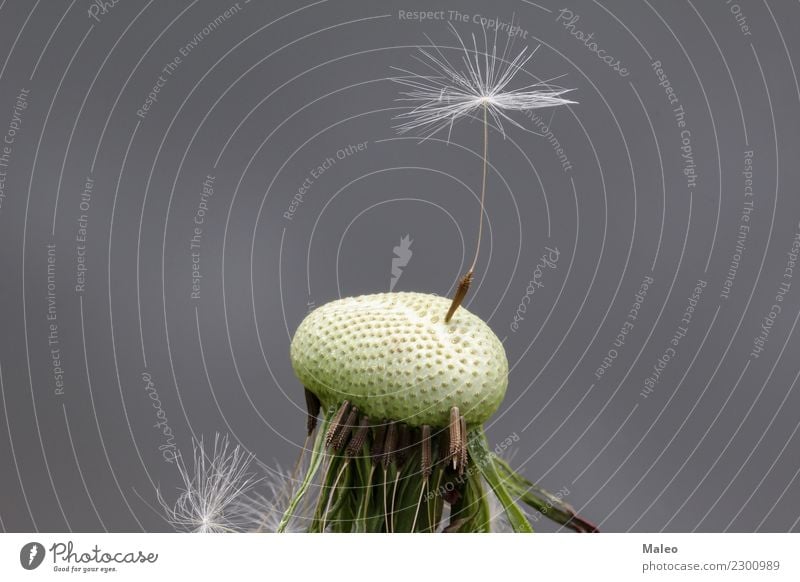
[159,22,591,535]
[275,24,593,534]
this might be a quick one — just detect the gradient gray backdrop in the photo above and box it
[0,0,798,532]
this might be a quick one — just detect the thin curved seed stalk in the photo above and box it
[430,466,445,532]
[426,481,435,531]
[472,101,489,275]
[411,478,428,532]
[321,460,349,532]
[390,467,402,533]
[311,450,343,531]
[388,448,420,533]
[445,102,488,323]
[349,453,371,533]
[277,415,329,532]
[327,461,354,531]
[358,464,376,530]
[382,467,390,532]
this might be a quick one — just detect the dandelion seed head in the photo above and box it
[392,21,576,140]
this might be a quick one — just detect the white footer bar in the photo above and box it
[1,533,797,581]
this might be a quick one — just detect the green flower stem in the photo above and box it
[277,415,329,533]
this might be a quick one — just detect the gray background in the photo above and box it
[0,0,798,533]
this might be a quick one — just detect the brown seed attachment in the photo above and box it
[332,406,359,451]
[448,407,462,470]
[382,422,398,469]
[420,425,432,478]
[445,271,474,323]
[304,388,321,436]
[325,400,351,449]
[371,423,387,463]
[438,425,449,466]
[345,416,371,457]
[458,416,468,476]
[395,424,411,468]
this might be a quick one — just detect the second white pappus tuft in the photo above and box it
[158,434,259,533]
[158,434,312,533]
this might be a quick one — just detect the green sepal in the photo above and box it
[493,457,596,531]
[467,428,533,533]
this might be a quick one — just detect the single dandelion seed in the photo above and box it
[391,21,576,321]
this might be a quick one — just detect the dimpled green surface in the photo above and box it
[290,292,508,427]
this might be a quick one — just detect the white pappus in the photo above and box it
[391,21,577,140]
